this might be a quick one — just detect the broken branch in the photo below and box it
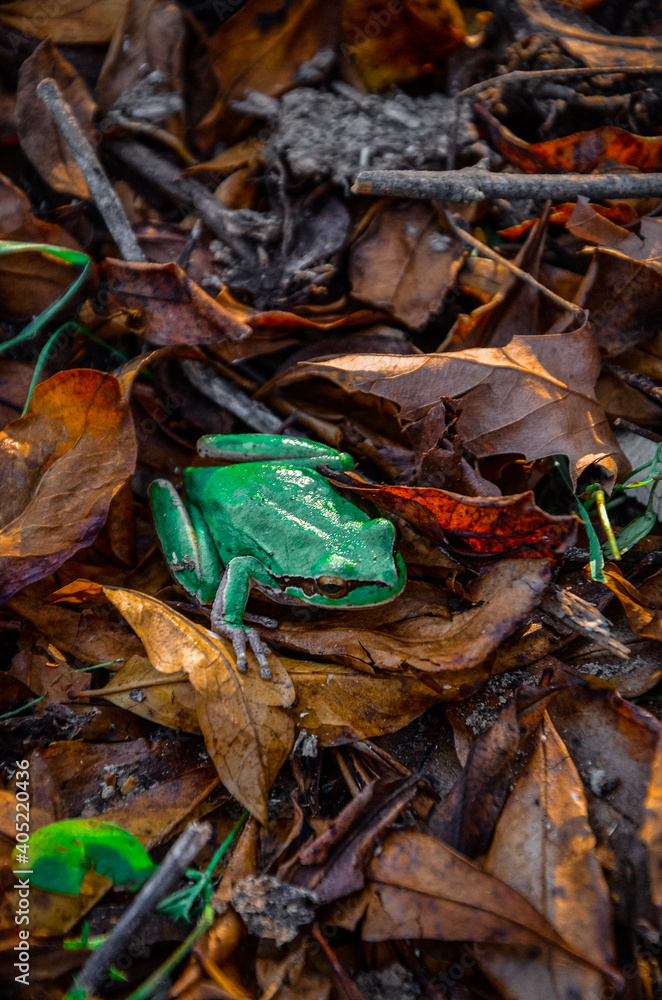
[36,78,146,263]
[353,167,662,203]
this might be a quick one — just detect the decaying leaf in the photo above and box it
[98,259,252,344]
[0,370,137,603]
[0,0,129,43]
[277,328,624,486]
[348,201,463,330]
[600,563,662,642]
[259,564,552,677]
[322,470,575,561]
[477,105,662,174]
[357,828,616,981]
[574,249,662,355]
[16,40,97,199]
[479,713,617,1000]
[342,0,466,92]
[96,0,217,138]
[103,587,296,824]
[498,201,638,240]
[427,677,577,855]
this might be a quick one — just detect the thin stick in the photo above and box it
[456,64,662,101]
[74,820,211,997]
[69,673,189,698]
[181,359,283,434]
[311,925,369,1000]
[603,362,662,406]
[36,79,145,263]
[110,140,255,259]
[442,209,585,320]
[353,167,662,203]
[613,418,662,444]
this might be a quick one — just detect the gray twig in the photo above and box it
[110,139,255,261]
[36,78,146,263]
[442,208,585,320]
[353,167,662,203]
[613,418,662,444]
[74,820,211,996]
[456,64,662,101]
[181,359,283,434]
[603,362,662,406]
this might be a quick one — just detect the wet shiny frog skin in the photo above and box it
[149,434,406,676]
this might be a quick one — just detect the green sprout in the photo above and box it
[576,443,662,582]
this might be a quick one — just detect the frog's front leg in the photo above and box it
[149,480,220,604]
[211,556,278,678]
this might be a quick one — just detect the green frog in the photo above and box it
[149,434,406,676]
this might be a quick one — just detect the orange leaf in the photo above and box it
[477,105,662,174]
[0,370,136,603]
[498,202,637,240]
[322,470,575,562]
[342,0,466,92]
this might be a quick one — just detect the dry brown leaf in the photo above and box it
[477,104,662,174]
[103,587,296,824]
[99,258,252,344]
[92,654,198,733]
[600,563,662,642]
[478,713,616,1000]
[427,679,574,855]
[281,656,443,744]
[7,593,145,664]
[0,370,137,603]
[342,0,466,92]
[360,829,615,980]
[278,327,625,486]
[0,173,82,249]
[92,645,445,746]
[548,666,660,935]
[641,733,662,923]
[16,39,97,199]
[446,206,551,351]
[566,198,648,257]
[97,0,217,138]
[258,564,551,677]
[0,0,128,43]
[198,0,340,147]
[0,246,84,324]
[348,201,463,330]
[574,249,662,355]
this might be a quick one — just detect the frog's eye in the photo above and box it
[316,576,348,597]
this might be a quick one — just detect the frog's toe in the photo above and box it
[212,621,249,671]
[246,629,272,675]
[212,619,271,676]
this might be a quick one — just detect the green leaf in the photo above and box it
[603,443,662,558]
[0,241,91,360]
[0,239,89,267]
[575,497,605,582]
[17,819,156,895]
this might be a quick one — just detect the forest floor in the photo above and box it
[4,1,662,998]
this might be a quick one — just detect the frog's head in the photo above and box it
[282,517,406,609]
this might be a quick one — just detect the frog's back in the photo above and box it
[184,461,372,572]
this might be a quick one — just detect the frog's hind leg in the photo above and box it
[197,433,353,471]
[149,480,220,604]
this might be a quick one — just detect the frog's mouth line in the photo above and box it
[274,574,392,597]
